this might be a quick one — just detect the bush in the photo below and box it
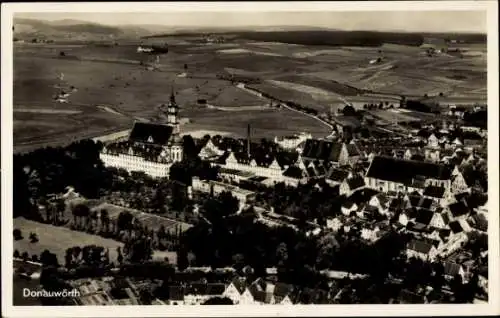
[13,228,23,241]
[14,250,20,258]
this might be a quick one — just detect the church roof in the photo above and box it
[366,156,453,185]
[129,122,174,145]
[302,139,354,163]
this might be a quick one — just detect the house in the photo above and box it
[422,185,447,206]
[218,167,255,183]
[443,262,466,281]
[274,132,312,150]
[467,213,488,232]
[325,168,350,186]
[359,205,380,220]
[398,208,417,226]
[168,286,185,305]
[388,197,408,216]
[365,156,453,193]
[446,201,470,221]
[368,193,390,211]
[198,139,225,160]
[301,139,361,167]
[248,278,275,305]
[429,210,450,229]
[406,239,438,261]
[341,201,358,216]
[360,222,384,243]
[281,165,308,187]
[339,176,365,196]
[224,278,254,304]
[183,283,227,305]
[272,283,294,304]
[414,209,435,228]
[450,166,471,194]
[326,217,344,232]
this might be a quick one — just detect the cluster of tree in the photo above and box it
[404,100,440,113]
[257,181,344,226]
[216,73,261,84]
[14,139,114,219]
[462,110,487,129]
[285,101,319,116]
[362,101,397,110]
[64,245,111,269]
[230,30,425,47]
[169,158,219,186]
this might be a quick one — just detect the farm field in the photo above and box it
[183,107,331,139]
[14,38,486,151]
[13,217,176,265]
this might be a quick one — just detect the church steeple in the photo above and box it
[167,86,180,136]
[170,86,176,104]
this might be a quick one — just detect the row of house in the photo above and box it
[167,278,294,305]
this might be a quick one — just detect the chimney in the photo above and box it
[247,123,251,158]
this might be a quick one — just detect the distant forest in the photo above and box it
[143,30,486,47]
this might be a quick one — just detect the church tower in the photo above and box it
[166,87,183,163]
[167,88,180,135]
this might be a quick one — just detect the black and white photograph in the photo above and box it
[1,1,499,317]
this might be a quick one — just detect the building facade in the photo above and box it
[100,91,183,178]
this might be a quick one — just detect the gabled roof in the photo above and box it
[129,122,174,145]
[327,168,349,182]
[283,166,306,179]
[443,262,463,277]
[415,209,434,225]
[449,221,463,234]
[407,239,434,254]
[419,198,434,210]
[423,186,446,199]
[408,195,422,208]
[231,278,247,294]
[252,290,273,304]
[346,176,365,190]
[469,214,488,232]
[342,200,356,209]
[346,144,361,156]
[389,198,406,211]
[366,156,453,185]
[373,193,389,207]
[363,204,379,215]
[448,201,470,217]
[438,229,451,241]
[441,212,450,225]
[302,139,354,163]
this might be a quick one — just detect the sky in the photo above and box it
[15,11,487,33]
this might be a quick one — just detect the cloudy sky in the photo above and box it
[16,10,487,33]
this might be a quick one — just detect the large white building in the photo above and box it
[364,155,454,193]
[100,91,183,178]
[274,132,312,150]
